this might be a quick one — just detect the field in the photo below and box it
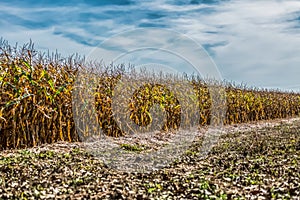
[0,118,299,199]
[0,41,299,199]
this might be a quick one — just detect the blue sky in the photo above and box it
[1,0,300,91]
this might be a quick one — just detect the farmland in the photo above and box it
[0,41,299,199]
[0,118,299,199]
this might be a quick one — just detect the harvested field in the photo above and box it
[0,118,299,199]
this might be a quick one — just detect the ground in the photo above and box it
[0,118,299,199]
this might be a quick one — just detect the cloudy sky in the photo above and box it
[1,0,300,91]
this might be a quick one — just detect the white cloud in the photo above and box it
[160,0,300,90]
[0,24,92,57]
[1,0,300,91]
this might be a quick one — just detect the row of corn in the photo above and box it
[1,40,299,149]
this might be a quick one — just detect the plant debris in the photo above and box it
[0,119,299,199]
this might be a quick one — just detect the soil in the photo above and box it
[0,117,299,199]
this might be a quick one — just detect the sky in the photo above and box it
[1,0,300,91]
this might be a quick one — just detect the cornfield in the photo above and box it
[1,40,300,150]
